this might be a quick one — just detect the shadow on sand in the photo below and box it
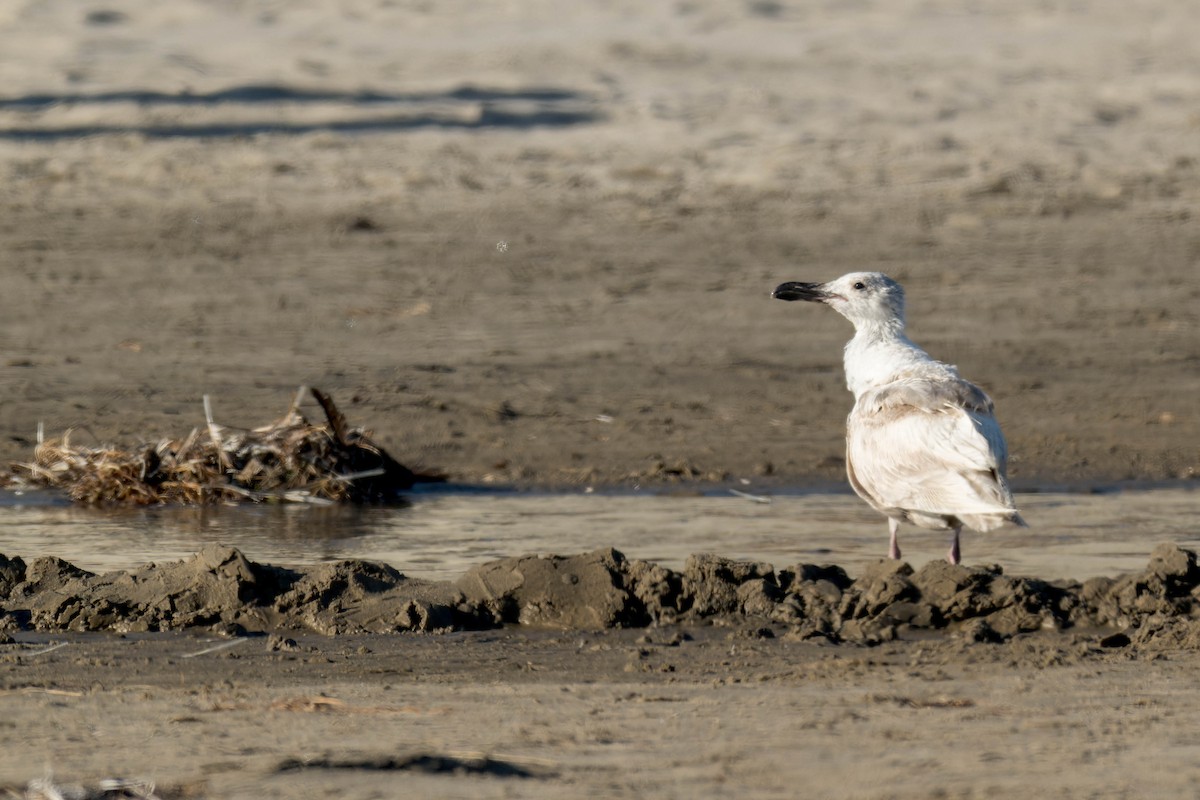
[0,82,601,140]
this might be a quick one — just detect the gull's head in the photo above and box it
[772,272,905,330]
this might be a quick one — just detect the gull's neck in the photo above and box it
[842,318,945,398]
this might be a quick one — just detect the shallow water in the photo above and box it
[0,486,1196,582]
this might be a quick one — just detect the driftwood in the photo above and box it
[7,388,439,505]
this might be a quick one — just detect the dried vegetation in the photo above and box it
[5,388,436,505]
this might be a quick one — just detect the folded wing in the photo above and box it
[846,377,1023,532]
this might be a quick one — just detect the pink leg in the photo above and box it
[888,518,902,560]
[947,527,961,565]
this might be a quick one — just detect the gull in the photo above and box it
[772,272,1025,564]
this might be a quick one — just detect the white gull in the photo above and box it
[772,272,1026,564]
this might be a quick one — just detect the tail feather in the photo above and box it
[959,509,1027,533]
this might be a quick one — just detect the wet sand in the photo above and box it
[6,629,1200,800]
[1,0,1200,796]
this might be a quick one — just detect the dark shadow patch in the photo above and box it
[276,752,549,779]
[84,9,128,26]
[0,84,585,109]
[0,83,601,140]
[0,110,600,140]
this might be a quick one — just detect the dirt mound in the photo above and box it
[0,545,468,635]
[457,548,651,629]
[3,543,1200,651]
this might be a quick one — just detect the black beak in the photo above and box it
[772,281,829,302]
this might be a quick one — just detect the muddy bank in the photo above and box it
[4,542,1200,653]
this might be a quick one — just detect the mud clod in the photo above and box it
[681,554,777,617]
[459,548,643,629]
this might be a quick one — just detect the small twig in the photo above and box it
[281,491,337,506]
[203,394,230,473]
[23,642,70,657]
[311,388,351,446]
[330,468,387,483]
[182,638,249,658]
[728,488,772,504]
[0,687,84,697]
[98,778,160,799]
[207,483,267,501]
[286,385,309,420]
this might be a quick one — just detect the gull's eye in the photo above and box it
[852,281,866,291]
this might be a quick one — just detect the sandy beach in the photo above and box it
[1,0,1199,796]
